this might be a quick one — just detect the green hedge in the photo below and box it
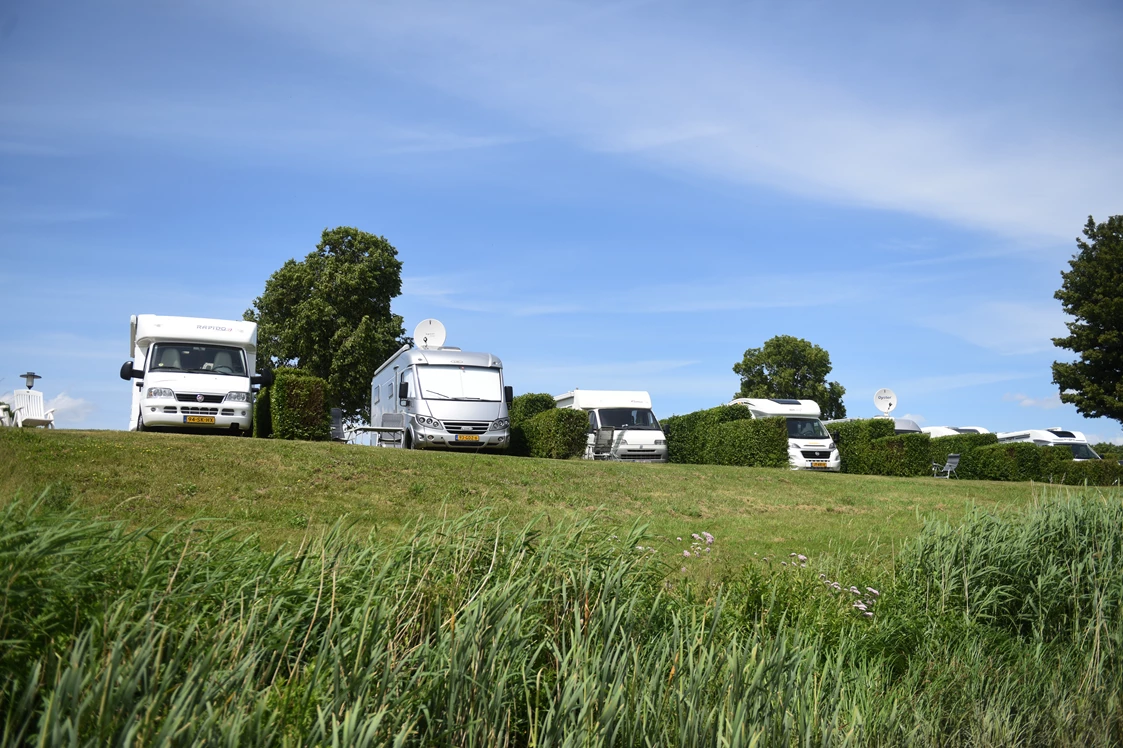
[663,405,755,465]
[953,443,1123,486]
[271,368,331,441]
[703,418,789,468]
[523,408,589,459]
[927,433,998,476]
[833,419,896,474]
[253,385,272,438]
[508,393,558,457]
[868,433,933,477]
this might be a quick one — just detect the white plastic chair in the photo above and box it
[12,389,55,428]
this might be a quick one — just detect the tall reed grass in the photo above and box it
[1,487,1120,746]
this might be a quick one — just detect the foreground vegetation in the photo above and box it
[2,488,1121,745]
[1,428,1034,561]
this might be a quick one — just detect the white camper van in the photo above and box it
[922,426,990,438]
[370,320,511,451]
[728,398,841,471]
[120,314,272,434]
[554,390,668,462]
[996,428,1101,461]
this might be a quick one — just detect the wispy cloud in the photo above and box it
[45,392,96,425]
[920,302,1068,355]
[897,371,1037,396]
[1004,392,1063,410]
[229,0,1122,241]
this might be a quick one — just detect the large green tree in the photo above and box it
[1052,215,1123,426]
[733,335,847,419]
[245,227,406,422]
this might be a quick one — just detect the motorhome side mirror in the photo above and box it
[120,361,141,380]
[251,369,274,387]
[398,382,409,400]
[504,385,513,406]
[829,431,840,444]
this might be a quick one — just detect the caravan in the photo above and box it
[922,426,990,438]
[369,320,512,451]
[996,428,1101,461]
[120,314,271,434]
[554,390,668,462]
[728,398,841,471]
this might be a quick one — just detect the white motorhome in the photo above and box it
[120,314,271,434]
[922,426,990,439]
[370,322,511,451]
[729,398,841,471]
[554,390,668,462]
[996,428,1101,461]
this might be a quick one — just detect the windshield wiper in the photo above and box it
[424,389,451,399]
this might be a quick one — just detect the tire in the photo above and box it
[404,428,414,450]
[136,414,146,432]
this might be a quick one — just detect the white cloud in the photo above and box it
[45,392,96,425]
[1003,392,1063,410]
[920,302,1068,355]
[895,371,1036,396]
[224,0,1122,242]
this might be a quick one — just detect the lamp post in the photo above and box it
[19,372,41,390]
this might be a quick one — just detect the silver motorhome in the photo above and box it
[370,336,512,451]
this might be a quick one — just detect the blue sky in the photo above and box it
[2,0,1122,443]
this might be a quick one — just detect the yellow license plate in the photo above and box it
[457,434,480,442]
[811,461,827,469]
[185,416,215,424]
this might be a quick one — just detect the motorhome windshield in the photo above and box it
[416,365,501,401]
[1062,443,1101,460]
[787,418,830,439]
[598,408,660,430]
[149,343,247,376]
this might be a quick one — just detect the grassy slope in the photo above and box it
[0,428,1036,566]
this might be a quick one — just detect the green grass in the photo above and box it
[2,490,1121,745]
[1,428,1035,565]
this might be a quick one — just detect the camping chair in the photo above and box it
[376,413,407,448]
[932,453,960,479]
[592,426,616,460]
[330,408,347,442]
[12,389,55,429]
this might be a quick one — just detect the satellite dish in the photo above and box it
[414,319,447,349]
[874,388,897,415]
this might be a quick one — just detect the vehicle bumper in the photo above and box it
[412,425,510,450]
[140,400,253,431]
[789,452,841,472]
[614,446,668,462]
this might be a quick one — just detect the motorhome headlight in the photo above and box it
[490,417,509,431]
[146,387,174,399]
[415,415,443,429]
[826,441,835,451]
[655,439,666,446]
[224,391,251,402]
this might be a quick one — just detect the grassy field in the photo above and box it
[1,428,1037,564]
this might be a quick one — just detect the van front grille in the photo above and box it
[176,393,224,403]
[801,450,832,459]
[180,407,219,416]
[442,420,489,434]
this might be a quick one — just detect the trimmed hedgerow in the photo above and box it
[523,408,589,459]
[1053,456,1123,486]
[508,393,558,457]
[663,405,755,465]
[866,433,932,477]
[253,386,272,438]
[833,419,896,475]
[704,418,789,468]
[271,368,331,442]
[927,433,998,476]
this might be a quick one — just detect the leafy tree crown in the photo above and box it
[733,335,847,420]
[245,226,406,422]
[1051,215,1123,425]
